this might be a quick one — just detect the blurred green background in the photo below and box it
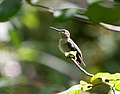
[0,0,120,94]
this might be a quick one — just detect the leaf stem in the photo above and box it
[112,88,116,94]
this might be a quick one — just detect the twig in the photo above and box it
[26,0,55,13]
[112,88,116,94]
[71,58,94,77]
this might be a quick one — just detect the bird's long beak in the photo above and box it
[49,26,62,32]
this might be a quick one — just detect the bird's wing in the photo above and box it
[67,38,86,66]
[67,38,83,58]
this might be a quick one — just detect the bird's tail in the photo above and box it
[76,55,86,67]
[71,58,93,77]
[79,57,86,67]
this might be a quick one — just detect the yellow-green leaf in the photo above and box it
[90,73,110,82]
[115,81,120,91]
[91,73,120,83]
[113,73,120,80]
[57,84,81,94]
[69,90,80,94]
[91,73,120,88]
[80,80,93,91]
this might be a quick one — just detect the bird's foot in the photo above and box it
[67,54,75,59]
[65,51,77,59]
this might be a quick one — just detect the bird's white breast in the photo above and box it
[59,38,71,53]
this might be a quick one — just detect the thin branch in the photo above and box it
[71,58,94,77]
[100,23,120,32]
[26,0,55,13]
[73,14,93,24]
[112,88,116,94]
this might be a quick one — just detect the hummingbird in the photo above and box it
[50,26,86,67]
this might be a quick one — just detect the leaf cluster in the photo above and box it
[58,73,120,94]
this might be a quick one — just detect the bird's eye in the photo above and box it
[61,30,65,33]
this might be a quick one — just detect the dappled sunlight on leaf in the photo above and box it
[57,80,92,94]
[57,84,81,94]
[80,80,93,91]
[91,72,120,91]
[115,81,120,91]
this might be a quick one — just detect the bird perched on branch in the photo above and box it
[50,27,86,67]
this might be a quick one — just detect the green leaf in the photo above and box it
[91,73,120,83]
[0,0,22,22]
[112,73,120,80]
[91,72,120,90]
[90,73,110,82]
[57,84,81,94]
[115,81,120,91]
[85,2,120,25]
[80,80,93,91]
[57,80,93,94]
[114,0,120,4]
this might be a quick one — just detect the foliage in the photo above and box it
[0,0,22,21]
[58,73,120,94]
[85,1,120,25]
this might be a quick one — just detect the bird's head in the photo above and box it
[50,27,70,38]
